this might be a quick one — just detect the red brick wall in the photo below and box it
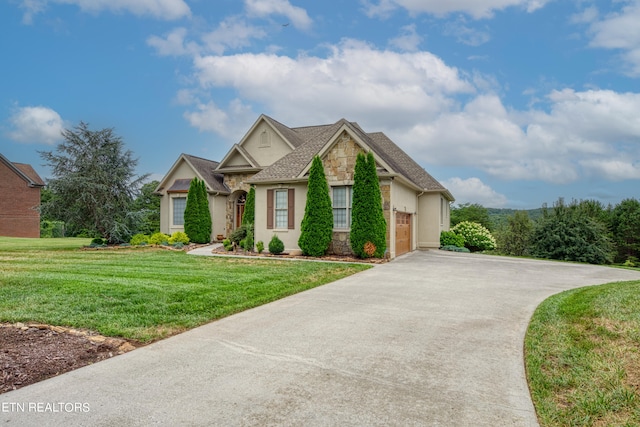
[0,162,42,238]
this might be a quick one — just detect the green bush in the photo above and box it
[222,238,233,251]
[298,156,333,256]
[451,221,496,252]
[230,225,248,245]
[268,235,285,255]
[91,237,105,245]
[256,240,264,254]
[244,225,254,252]
[440,230,464,248]
[172,242,184,249]
[148,232,170,245]
[40,220,65,238]
[440,245,470,253]
[130,234,149,246]
[168,231,190,245]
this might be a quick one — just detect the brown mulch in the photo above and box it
[0,323,139,394]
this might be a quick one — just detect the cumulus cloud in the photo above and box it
[388,24,423,51]
[19,0,190,22]
[586,1,640,76]
[7,106,65,145]
[201,17,268,55]
[443,177,508,207]
[362,0,551,19]
[245,0,312,30]
[192,39,474,126]
[183,99,255,139]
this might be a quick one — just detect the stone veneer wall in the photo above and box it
[223,173,255,236]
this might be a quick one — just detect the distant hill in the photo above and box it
[487,207,544,228]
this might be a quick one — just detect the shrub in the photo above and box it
[440,230,464,248]
[440,245,470,253]
[244,225,254,252]
[148,232,170,245]
[91,237,105,245]
[168,231,190,245]
[242,187,255,226]
[298,156,333,257]
[256,240,264,254]
[172,242,184,249]
[239,239,247,250]
[268,235,285,255]
[40,220,65,238]
[451,221,496,252]
[130,234,149,246]
[222,238,233,251]
[230,225,248,246]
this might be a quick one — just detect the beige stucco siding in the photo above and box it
[243,123,293,167]
[417,193,450,248]
[254,183,307,253]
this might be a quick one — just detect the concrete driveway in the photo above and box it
[2,250,640,426]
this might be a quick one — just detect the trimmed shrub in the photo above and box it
[268,235,285,255]
[244,225,254,252]
[230,224,248,246]
[242,187,255,226]
[91,237,105,245]
[452,221,496,252]
[148,232,170,245]
[256,240,264,254]
[222,238,233,251]
[130,233,149,246]
[440,230,464,248]
[298,156,333,256]
[440,245,470,253]
[168,231,190,245]
[184,178,200,242]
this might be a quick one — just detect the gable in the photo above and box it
[320,131,366,183]
[240,121,294,167]
[156,154,227,195]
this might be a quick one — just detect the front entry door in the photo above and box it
[235,193,246,228]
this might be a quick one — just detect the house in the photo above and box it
[0,153,46,238]
[156,115,454,258]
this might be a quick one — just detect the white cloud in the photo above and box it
[184,99,255,139]
[19,0,190,22]
[201,17,267,55]
[443,177,508,207]
[443,18,491,46]
[586,1,640,76]
[388,24,423,52]
[244,0,312,30]
[147,27,195,56]
[7,106,65,145]
[362,0,551,19]
[192,39,473,126]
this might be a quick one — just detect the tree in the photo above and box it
[451,203,493,230]
[131,180,160,235]
[530,198,614,265]
[498,210,533,256]
[198,179,212,242]
[350,151,387,258]
[39,122,147,243]
[184,178,201,242]
[610,198,640,263]
[242,186,255,226]
[298,156,333,256]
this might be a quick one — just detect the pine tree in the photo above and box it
[299,156,333,256]
[198,179,212,243]
[350,152,387,258]
[184,178,200,243]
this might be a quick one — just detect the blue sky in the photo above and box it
[1,0,639,209]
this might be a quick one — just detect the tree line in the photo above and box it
[451,200,640,265]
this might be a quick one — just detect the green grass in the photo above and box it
[525,280,640,426]
[0,237,370,342]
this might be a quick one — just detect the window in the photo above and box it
[275,189,288,229]
[332,186,352,229]
[173,197,186,226]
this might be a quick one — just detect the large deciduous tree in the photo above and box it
[610,198,640,263]
[298,156,333,256]
[40,122,148,243]
[350,151,387,258]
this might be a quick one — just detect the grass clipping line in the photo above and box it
[525,280,640,427]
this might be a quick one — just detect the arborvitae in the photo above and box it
[298,156,333,256]
[198,179,212,243]
[350,152,387,258]
[242,186,255,226]
[184,178,200,243]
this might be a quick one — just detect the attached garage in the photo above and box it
[395,212,412,257]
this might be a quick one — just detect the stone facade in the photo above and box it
[223,173,255,236]
[322,131,364,183]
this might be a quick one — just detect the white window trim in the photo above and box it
[274,189,288,229]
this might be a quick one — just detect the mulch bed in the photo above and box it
[0,323,139,394]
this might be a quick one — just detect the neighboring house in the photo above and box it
[0,153,45,238]
[156,115,454,258]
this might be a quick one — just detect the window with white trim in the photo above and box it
[173,197,186,226]
[332,186,352,229]
[275,189,288,229]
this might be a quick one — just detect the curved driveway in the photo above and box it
[3,250,640,426]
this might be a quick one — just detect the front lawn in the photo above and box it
[525,280,640,426]
[0,238,370,342]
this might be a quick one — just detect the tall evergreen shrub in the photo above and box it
[350,151,387,258]
[198,179,212,243]
[184,178,200,243]
[242,187,255,226]
[298,156,333,256]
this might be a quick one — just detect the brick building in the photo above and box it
[0,153,45,238]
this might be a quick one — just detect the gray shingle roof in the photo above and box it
[182,154,229,193]
[249,117,448,194]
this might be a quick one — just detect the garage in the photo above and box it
[395,212,411,256]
